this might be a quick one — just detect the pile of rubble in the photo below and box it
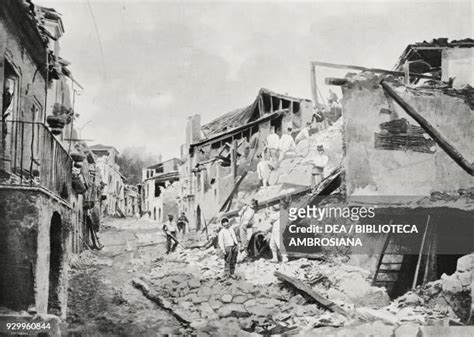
[228,118,343,212]
[131,245,468,335]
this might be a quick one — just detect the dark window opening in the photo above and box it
[242,129,251,141]
[262,94,271,113]
[2,61,19,118]
[270,115,283,135]
[293,101,300,114]
[282,99,291,110]
[154,181,165,197]
[271,96,280,112]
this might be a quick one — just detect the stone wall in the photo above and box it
[0,187,72,318]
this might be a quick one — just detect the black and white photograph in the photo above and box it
[0,0,473,336]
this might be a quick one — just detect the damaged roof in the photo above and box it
[201,88,311,139]
[394,38,474,70]
[146,158,182,170]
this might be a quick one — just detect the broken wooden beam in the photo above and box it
[274,271,352,318]
[311,61,438,80]
[325,77,349,86]
[381,80,473,175]
[221,172,248,212]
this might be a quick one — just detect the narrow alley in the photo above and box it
[66,218,185,335]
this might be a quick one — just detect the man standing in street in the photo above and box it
[238,199,258,260]
[177,212,189,237]
[163,214,178,254]
[310,144,329,188]
[217,217,239,279]
[269,198,289,263]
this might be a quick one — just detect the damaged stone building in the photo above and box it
[300,39,474,317]
[179,88,313,230]
[138,39,473,336]
[0,0,93,319]
[90,144,126,217]
[124,184,138,217]
[142,157,181,222]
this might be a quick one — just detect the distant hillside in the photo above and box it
[116,147,162,185]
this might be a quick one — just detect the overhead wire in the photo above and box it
[86,0,107,80]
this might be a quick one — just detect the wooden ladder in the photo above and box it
[372,233,404,292]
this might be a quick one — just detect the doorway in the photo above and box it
[48,212,63,314]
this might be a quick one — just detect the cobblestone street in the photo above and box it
[66,218,184,336]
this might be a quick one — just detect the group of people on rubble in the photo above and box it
[215,196,291,280]
[256,123,329,189]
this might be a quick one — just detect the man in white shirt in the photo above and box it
[278,127,296,161]
[268,198,289,263]
[295,122,311,145]
[311,145,329,188]
[163,214,178,254]
[238,199,258,260]
[256,152,273,187]
[218,217,239,279]
[266,127,280,150]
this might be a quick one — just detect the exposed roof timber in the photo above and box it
[381,80,473,176]
[201,88,310,138]
[311,61,438,80]
[394,38,474,70]
[191,109,284,149]
[259,87,311,103]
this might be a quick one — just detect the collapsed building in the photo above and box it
[179,88,314,230]
[136,38,474,335]
[90,144,126,217]
[0,0,100,320]
[142,157,181,222]
[288,38,473,321]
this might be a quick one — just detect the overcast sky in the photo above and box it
[39,0,472,159]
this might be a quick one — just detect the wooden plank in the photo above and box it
[275,271,352,317]
[220,171,248,212]
[381,80,473,175]
[412,215,431,289]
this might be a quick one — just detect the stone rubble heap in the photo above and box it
[131,247,468,335]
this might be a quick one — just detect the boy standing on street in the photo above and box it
[217,217,239,279]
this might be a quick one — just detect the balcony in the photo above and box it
[0,120,72,200]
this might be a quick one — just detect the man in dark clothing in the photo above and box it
[177,212,189,236]
[163,214,178,254]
